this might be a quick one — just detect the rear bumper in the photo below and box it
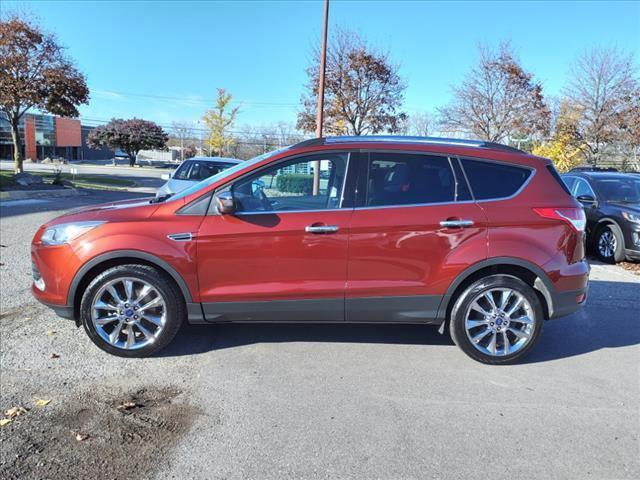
[548,285,588,319]
[624,248,640,261]
[540,256,589,320]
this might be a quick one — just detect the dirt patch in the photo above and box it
[0,304,43,321]
[0,386,197,480]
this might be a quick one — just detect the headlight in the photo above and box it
[41,221,105,246]
[622,211,640,224]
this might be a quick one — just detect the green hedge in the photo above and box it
[276,174,314,194]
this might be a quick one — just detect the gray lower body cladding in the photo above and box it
[194,295,444,324]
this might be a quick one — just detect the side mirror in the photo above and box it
[214,191,236,215]
[577,194,596,206]
[161,173,170,181]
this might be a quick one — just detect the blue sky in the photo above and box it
[5,0,640,133]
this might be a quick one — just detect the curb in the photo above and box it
[0,188,84,201]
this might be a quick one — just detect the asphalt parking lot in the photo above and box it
[1,190,639,480]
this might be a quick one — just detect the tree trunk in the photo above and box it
[128,151,136,167]
[10,116,23,174]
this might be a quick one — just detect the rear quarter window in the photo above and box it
[461,158,532,200]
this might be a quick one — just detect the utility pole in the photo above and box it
[313,0,329,196]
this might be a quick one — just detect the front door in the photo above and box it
[196,152,354,321]
[346,151,488,322]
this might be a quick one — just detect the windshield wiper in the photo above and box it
[149,193,173,204]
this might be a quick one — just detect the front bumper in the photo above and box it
[31,238,81,321]
[35,297,75,320]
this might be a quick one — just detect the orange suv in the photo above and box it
[31,136,589,364]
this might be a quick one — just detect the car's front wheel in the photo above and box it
[80,264,184,357]
[449,275,544,365]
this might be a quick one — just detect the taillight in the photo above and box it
[533,207,586,232]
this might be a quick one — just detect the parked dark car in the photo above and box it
[561,171,640,263]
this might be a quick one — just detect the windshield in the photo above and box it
[173,160,234,181]
[168,147,290,202]
[593,177,640,203]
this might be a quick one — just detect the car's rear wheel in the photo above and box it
[80,264,184,357]
[595,224,625,263]
[449,275,544,365]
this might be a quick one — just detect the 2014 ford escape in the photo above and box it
[31,136,589,364]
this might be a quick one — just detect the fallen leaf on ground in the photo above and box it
[35,399,51,407]
[46,330,56,336]
[50,353,60,359]
[116,401,140,411]
[0,419,11,427]
[75,432,89,441]
[4,406,29,418]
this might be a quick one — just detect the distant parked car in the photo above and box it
[114,152,130,162]
[156,157,241,198]
[562,171,640,263]
[568,166,618,173]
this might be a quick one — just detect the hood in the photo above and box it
[608,201,640,213]
[48,197,158,226]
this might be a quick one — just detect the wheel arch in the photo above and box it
[595,217,624,238]
[68,250,194,322]
[436,257,555,329]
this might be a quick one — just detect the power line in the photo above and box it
[92,89,300,107]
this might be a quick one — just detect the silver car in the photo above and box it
[156,157,241,198]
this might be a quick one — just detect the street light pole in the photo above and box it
[313,0,329,196]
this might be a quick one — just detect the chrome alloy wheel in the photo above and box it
[91,277,167,350]
[598,230,617,259]
[464,288,536,357]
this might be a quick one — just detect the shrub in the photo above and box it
[276,174,313,194]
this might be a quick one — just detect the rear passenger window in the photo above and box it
[365,153,455,206]
[461,159,532,200]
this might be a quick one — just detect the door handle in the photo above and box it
[305,225,339,234]
[439,219,474,228]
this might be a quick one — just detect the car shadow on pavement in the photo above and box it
[158,322,454,358]
[523,279,640,363]
[158,279,640,363]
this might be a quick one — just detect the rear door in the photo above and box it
[345,151,488,322]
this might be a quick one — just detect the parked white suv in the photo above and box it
[156,157,241,198]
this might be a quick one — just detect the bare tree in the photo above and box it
[408,112,433,137]
[564,47,638,165]
[297,28,407,136]
[171,121,195,161]
[438,42,550,143]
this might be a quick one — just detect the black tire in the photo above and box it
[595,224,625,263]
[80,264,185,357]
[449,275,544,365]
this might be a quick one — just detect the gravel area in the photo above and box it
[1,191,639,480]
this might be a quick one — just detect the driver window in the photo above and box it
[573,179,594,198]
[233,153,348,213]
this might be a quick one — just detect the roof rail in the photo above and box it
[293,135,524,153]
